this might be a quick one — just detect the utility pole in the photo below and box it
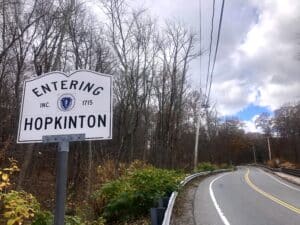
[194,114,201,171]
[267,136,272,161]
[194,103,209,171]
[252,145,257,164]
[194,0,202,172]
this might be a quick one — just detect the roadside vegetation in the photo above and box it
[266,159,300,169]
[0,160,181,225]
[91,162,184,224]
[196,162,234,172]
[1,160,236,225]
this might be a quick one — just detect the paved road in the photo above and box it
[194,167,300,225]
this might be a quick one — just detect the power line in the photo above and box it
[206,0,225,105]
[194,0,226,169]
[204,0,216,100]
[198,0,202,93]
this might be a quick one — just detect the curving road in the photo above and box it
[194,167,300,225]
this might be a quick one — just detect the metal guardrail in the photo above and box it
[160,171,210,225]
[281,168,300,177]
[254,164,281,172]
[253,164,300,178]
[160,169,232,225]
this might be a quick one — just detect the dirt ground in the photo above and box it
[170,176,207,225]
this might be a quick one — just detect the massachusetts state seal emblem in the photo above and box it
[57,94,75,111]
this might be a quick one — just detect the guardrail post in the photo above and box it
[151,207,166,225]
[158,197,170,208]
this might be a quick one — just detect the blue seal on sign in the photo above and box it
[58,94,75,111]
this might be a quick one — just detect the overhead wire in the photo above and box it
[198,0,202,95]
[204,0,216,102]
[194,0,226,170]
[206,0,225,105]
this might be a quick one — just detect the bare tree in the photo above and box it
[153,21,197,167]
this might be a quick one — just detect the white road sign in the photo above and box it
[17,70,113,143]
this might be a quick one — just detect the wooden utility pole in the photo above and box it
[267,137,272,161]
[194,0,202,171]
[252,145,257,164]
[194,114,201,171]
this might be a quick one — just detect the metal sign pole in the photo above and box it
[43,134,85,225]
[54,141,69,225]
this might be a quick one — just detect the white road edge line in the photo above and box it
[209,173,231,225]
[261,169,300,192]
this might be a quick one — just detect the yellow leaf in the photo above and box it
[2,173,9,181]
[4,211,14,218]
[7,218,20,225]
[12,165,19,171]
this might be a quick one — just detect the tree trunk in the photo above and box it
[17,144,34,189]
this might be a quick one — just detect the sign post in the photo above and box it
[17,70,113,225]
[43,134,85,225]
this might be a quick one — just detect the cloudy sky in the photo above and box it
[132,0,300,132]
[90,0,300,132]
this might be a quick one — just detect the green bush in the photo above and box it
[87,217,106,225]
[65,215,85,225]
[92,166,184,222]
[196,162,218,172]
[218,163,234,170]
[32,211,97,225]
[32,211,53,225]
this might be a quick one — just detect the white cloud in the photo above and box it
[243,114,263,133]
[90,0,300,116]
[212,79,257,115]
[211,0,300,114]
[258,82,300,110]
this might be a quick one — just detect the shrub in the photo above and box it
[92,165,184,222]
[218,163,234,170]
[126,160,151,173]
[32,211,53,225]
[87,217,106,225]
[2,190,40,225]
[96,160,126,185]
[266,159,279,168]
[196,162,217,172]
[0,159,100,225]
[0,158,19,192]
[0,160,39,225]
[279,161,297,169]
[65,215,85,225]
[32,211,104,225]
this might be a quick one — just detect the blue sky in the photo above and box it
[235,104,271,121]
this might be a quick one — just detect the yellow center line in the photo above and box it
[244,168,300,215]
